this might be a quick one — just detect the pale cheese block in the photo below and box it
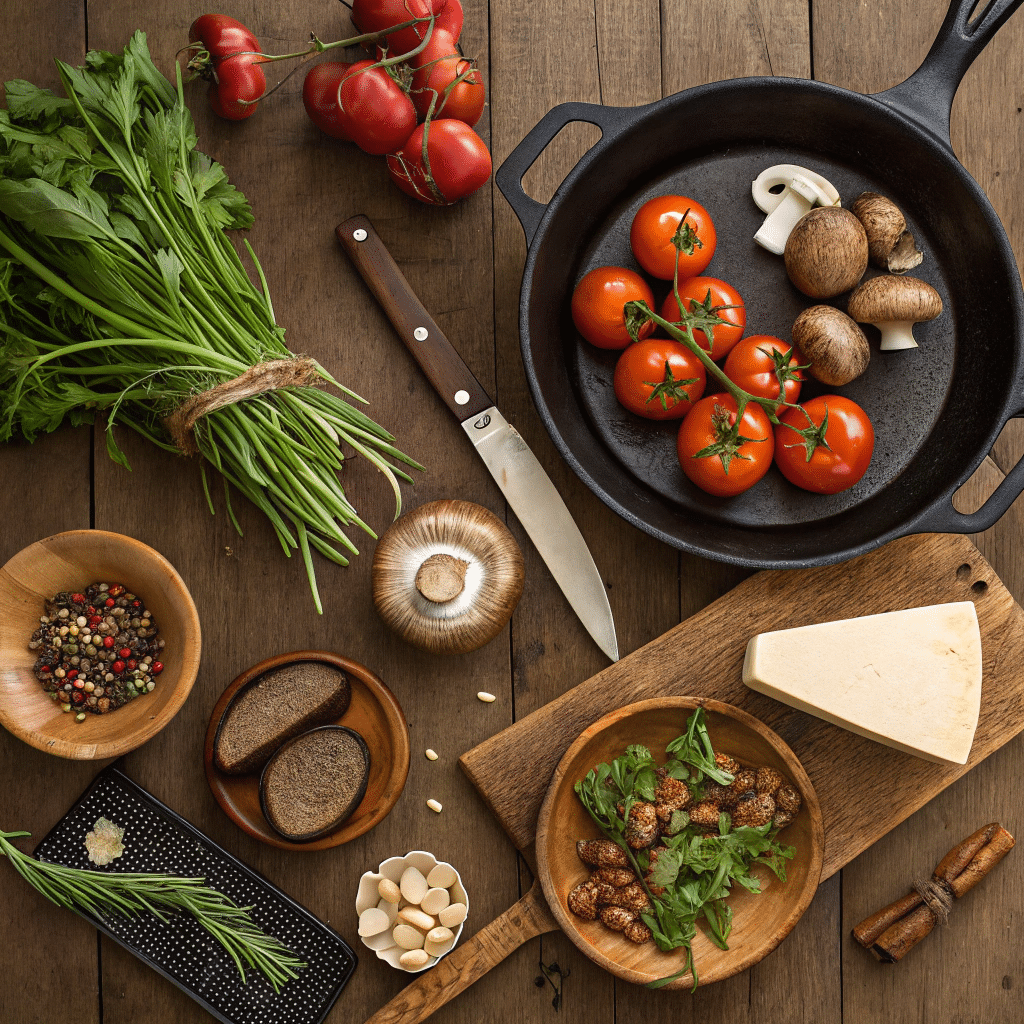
[741,602,982,765]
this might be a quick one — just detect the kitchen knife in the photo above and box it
[336,215,619,662]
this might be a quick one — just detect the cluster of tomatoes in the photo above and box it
[187,2,491,206]
[570,195,875,498]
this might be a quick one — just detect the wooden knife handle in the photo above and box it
[363,883,558,1024]
[337,215,492,422]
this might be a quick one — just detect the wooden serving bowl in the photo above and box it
[204,650,410,851]
[536,696,824,989]
[0,530,201,759]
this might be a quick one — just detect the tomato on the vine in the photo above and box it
[207,54,266,120]
[189,14,260,60]
[436,0,464,39]
[660,276,744,359]
[774,395,874,494]
[571,267,655,350]
[302,62,354,140]
[724,335,806,403]
[351,0,449,57]
[387,118,491,204]
[613,339,706,419]
[336,60,418,155]
[408,27,460,92]
[413,56,484,124]
[677,394,774,497]
[630,195,716,281]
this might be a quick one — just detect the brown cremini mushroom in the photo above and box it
[372,500,524,654]
[847,275,943,351]
[850,192,923,275]
[784,207,869,299]
[791,305,870,385]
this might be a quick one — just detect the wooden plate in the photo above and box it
[536,696,824,989]
[0,530,201,760]
[203,650,410,851]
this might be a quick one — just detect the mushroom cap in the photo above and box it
[791,305,870,386]
[850,192,923,274]
[784,207,869,299]
[847,275,942,325]
[372,500,524,655]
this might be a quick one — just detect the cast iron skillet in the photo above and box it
[495,0,1024,568]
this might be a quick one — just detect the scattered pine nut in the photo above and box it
[425,748,438,760]
[426,799,443,813]
[477,691,496,703]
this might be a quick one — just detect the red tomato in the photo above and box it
[571,267,655,350]
[413,56,484,124]
[351,0,448,57]
[386,119,491,204]
[613,340,706,419]
[724,335,806,403]
[774,396,874,494]
[337,60,417,155]
[630,195,716,281]
[408,28,460,93]
[189,14,260,59]
[207,54,266,120]
[436,0,463,39]
[677,394,774,497]
[660,277,745,359]
[302,62,354,140]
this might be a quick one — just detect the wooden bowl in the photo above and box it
[204,650,410,851]
[536,696,824,989]
[0,530,201,759]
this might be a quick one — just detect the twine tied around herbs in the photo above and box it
[912,877,955,925]
[163,357,323,455]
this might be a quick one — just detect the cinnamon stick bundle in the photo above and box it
[852,823,1015,963]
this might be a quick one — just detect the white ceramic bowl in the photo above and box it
[355,850,469,972]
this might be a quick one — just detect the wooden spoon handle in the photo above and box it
[363,883,558,1024]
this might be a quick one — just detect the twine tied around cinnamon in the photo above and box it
[911,877,954,925]
[162,357,323,455]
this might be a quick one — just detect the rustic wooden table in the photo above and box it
[3,1,1024,1021]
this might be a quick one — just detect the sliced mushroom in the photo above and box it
[784,207,868,299]
[751,164,842,255]
[847,276,943,351]
[372,500,524,654]
[850,192,923,275]
[791,306,870,386]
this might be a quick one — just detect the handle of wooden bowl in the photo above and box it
[363,882,558,1024]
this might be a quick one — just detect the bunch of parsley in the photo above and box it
[0,33,420,610]
[574,708,795,989]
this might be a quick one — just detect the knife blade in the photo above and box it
[336,215,619,662]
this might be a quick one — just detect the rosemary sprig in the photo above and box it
[0,829,305,992]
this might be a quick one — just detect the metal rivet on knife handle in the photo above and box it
[353,228,367,241]
[414,327,429,341]
[454,390,470,405]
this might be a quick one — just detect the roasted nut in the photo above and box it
[599,906,635,932]
[568,880,600,920]
[688,800,722,830]
[732,793,776,828]
[776,784,802,817]
[703,781,737,808]
[729,769,757,804]
[625,801,660,849]
[602,882,651,915]
[624,919,653,944]
[592,867,636,887]
[654,771,692,823]
[590,881,618,905]
[715,752,740,776]
[577,839,629,868]
[755,766,785,796]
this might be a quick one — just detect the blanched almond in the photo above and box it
[357,907,390,937]
[378,897,399,926]
[392,923,425,950]
[426,863,457,889]
[399,949,430,969]
[378,878,402,904]
[400,866,429,905]
[424,926,456,957]
[398,906,435,932]
[420,887,451,916]
[438,902,467,928]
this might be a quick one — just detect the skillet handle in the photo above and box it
[913,433,1024,535]
[876,0,1024,143]
[495,102,633,247]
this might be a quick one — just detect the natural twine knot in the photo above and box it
[913,877,955,924]
[163,357,323,455]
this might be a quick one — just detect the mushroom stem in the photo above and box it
[415,553,469,604]
[876,322,919,351]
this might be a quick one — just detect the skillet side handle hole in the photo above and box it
[521,121,602,206]
[952,457,1001,515]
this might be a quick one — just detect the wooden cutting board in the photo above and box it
[459,533,1024,880]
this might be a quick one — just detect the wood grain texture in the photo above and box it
[460,533,1024,880]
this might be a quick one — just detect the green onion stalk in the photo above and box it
[0,33,422,610]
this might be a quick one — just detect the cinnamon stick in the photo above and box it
[851,823,1014,963]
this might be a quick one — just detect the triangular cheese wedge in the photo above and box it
[742,602,982,766]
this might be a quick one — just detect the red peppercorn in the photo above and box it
[112,660,125,674]
[39,665,51,673]
[73,678,85,689]
[152,662,164,675]
[71,593,86,604]
[88,615,102,627]
[109,584,124,597]
[67,669,78,680]
[132,600,141,608]
[87,606,96,614]
[71,690,85,704]
[105,598,115,608]
[103,636,115,649]
[126,660,137,671]
[119,648,131,659]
